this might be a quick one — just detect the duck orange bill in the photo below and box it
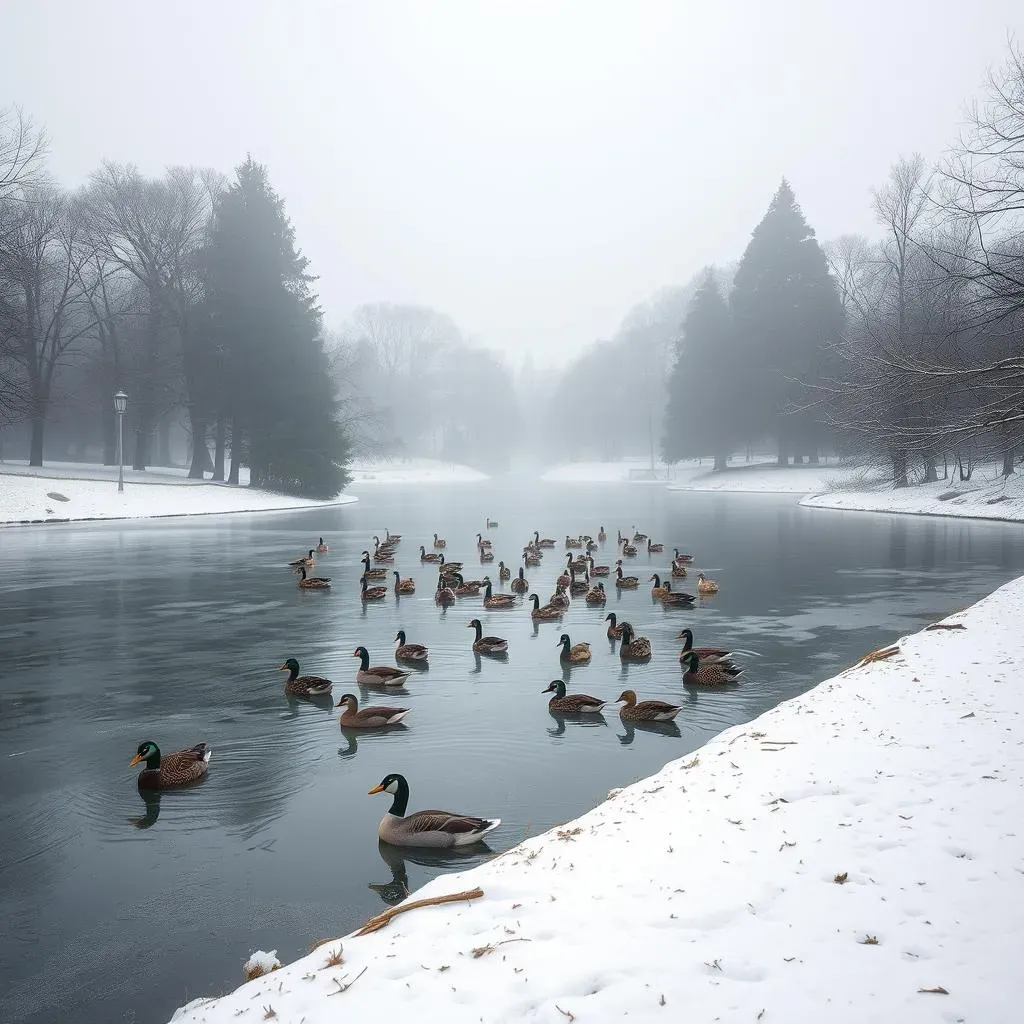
[277,664,288,671]
[129,754,143,767]
[367,784,385,795]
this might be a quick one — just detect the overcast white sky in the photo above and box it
[3,1,1021,366]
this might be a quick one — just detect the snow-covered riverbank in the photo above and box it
[0,461,356,525]
[802,469,1024,523]
[169,577,1024,1024]
[349,457,487,484]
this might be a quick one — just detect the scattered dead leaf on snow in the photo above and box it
[834,872,848,884]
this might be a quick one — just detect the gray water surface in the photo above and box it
[2,481,1023,1024]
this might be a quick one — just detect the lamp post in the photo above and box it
[114,391,128,493]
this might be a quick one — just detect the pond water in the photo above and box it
[2,480,1023,1024]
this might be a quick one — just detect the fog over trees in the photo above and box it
[3,38,1024,494]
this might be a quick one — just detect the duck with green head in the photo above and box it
[130,740,211,789]
[278,658,334,697]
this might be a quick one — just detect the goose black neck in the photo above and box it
[558,636,571,652]
[388,777,410,816]
[606,613,617,625]
[357,649,370,670]
[652,574,660,586]
[551,680,566,697]
[518,567,524,579]
[621,623,634,643]
[470,620,482,640]
[531,594,540,610]
[361,576,369,591]
[679,629,693,652]
[396,631,406,645]
[288,663,299,680]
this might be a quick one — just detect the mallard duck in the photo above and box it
[369,773,500,848]
[585,582,606,604]
[529,593,563,620]
[673,549,695,564]
[420,545,443,563]
[647,539,664,554]
[361,575,388,601]
[487,518,499,528]
[279,657,333,696]
[433,533,446,549]
[361,552,388,579]
[619,622,652,660]
[385,528,402,543]
[614,690,681,722]
[130,741,211,789]
[605,612,625,639]
[659,580,696,607]
[393,571,416,595]
[681,651,742,686]
[435,580,456,604]
[482,579,515,608]
[477,533,493,549]
[498,560,512,581]
[671,562,688,578]
[394,630,428,661]
[288,549,315,568]
[297,566,331,589]
[511,567,529,593]
[467,618,508,654]
[649,574,670,598]
[542,679,605,713]
[598,526,607,542]
[557,633,592,663]
[588,555,610,577]
[353,647,412,687]
[677,628,736,665]
[316,537,329,553]
[696,572,720,595]
[479,549,495,563]
[337,693,409,729]
[534,531,556,548]
[615,563,639,588]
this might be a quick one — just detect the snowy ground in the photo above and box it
[349,457,488,484]
[169,578,1024,1023]
[0,461,356,525]
[543,456,858,491]
[802,466,1024,523]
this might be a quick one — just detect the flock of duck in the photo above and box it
[129,525,746,849]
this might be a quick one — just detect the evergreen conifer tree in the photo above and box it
[202,157,348,497]
[663,270,737,470]
[730,180,844,464]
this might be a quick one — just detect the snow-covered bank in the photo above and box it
[0,461,356,525]
[668,459,864,494]
[541,458,677,483]
[802,468,1024,522]
[349,457,488,484]
[169,579,1024,1024]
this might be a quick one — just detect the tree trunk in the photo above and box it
[923,456,938,483]
[29,413,44,467]
[776,430,788,467]
[188,417,208,479]
[132,428,149,471]
[892,449,908,488]
[228,417,241,484]
[212,412,226,481]
[102,407,116,465]
[1002,445,1015,477]
[157,418,172,467]
[793,453,804,465]
[713,451,728,472]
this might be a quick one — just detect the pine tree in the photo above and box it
[730,180,844,464]
[662,270,737,470]
[203,157,349,498]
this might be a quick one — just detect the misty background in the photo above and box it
[2,2,1024,489]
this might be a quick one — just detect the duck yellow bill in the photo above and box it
[129,753,143,767]
[367,784,385,795]
[277,663,288,671]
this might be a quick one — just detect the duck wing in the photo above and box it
[291,674,334,695]
[406,810,497,835]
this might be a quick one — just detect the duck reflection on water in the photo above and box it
[369,840,495,907]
